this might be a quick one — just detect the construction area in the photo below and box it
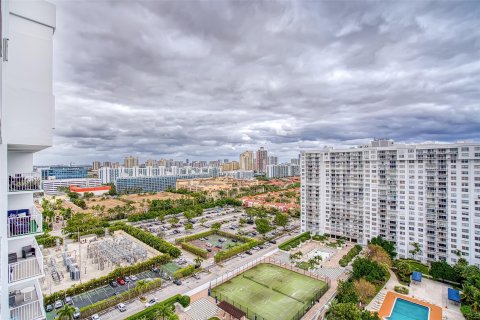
[40,230,160,294]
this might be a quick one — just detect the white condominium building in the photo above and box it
[0,1,56,319]
[266,163,299,179]
[301,140,480,267]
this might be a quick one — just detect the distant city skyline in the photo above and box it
[35,0,480,165]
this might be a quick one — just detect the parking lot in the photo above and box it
[46,270,161,320]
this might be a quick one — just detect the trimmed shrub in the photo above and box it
[178,295,190,308]
[173,265,196,280]
[125,295,186,320]
[36,234,63,248]
[278,232,311,251]
[394,286,409,295]
[339,245,362,267]
[214,239,258,263]
[181,242,208,258]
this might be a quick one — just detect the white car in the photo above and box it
[145,298,157,308]
[54,300,64,309]
[91,315,102,320]
[117,303,127,312]
[130,275,138,281]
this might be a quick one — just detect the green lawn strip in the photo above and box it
[400,259,430,275]
[125,294,183,320]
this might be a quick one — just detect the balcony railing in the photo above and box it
[9,282,45,320]
[8,172,42,192]
[8,242,44,283]
[7,207,43,238]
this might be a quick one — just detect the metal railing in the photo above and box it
[8,243,44,283]
[7,207,43,238]
[8,172,42,192]
[9,299,44,320]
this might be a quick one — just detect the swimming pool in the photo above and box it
[386,298,430,320]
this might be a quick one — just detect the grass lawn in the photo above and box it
[400,259,430,275]
[211,263,327,320]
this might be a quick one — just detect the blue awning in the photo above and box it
[448,288,460,303]
[412,271,422,282]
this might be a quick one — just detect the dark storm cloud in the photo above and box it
[35,0,480,164]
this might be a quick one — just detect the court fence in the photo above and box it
[209,256,330,320]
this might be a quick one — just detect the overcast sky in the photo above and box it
[35,0,480,165]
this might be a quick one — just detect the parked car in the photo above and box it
[73,307,81,320]
[54,300,64,309]
[215,244,222,249]
[64,296,73,305]
[173,279,182,285]
[151,267,160,273]
[91,314,101,320]
[110,281,118,288]
[193,273,200,280]
[269,240,277,244]
[245,251,253,255]
[117,278,126,286]
[125,276,131,283]
[206,248,212,252]
[117,303,127,312]
[145,298,157,308]
[130,275,138,281]
[45,305,53,312]
[232,239,238,242]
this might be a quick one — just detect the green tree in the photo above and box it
[409,242,422,260]
[393,260,411,281]
[336,280,359,304]
[56,305,76,320]
[255,218,271,236]
[154,304,173,320]
[135,279,148,295]
[184,222,193,231]
[274,213,289,229]
[211,222,221,230]
[168,217,179,225]
[352,258,388,284]
[194,257,203,268]
[430,261,459,282]
[370,236,397,258]
[328,302,362,320]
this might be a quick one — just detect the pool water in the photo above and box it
[387,298,429,320]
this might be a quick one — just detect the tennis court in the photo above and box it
[211,263,328,320]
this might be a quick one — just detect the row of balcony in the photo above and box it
[8,172,42,193]
[8,281,45,320]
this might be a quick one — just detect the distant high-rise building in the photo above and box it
[240,151,254,171]
[224,158,229,164]
[221,161,240,171]
[268,156,278,166]
[145,159,157,167]
[124,156,139,168]
[267,163,299,178]
[103,161,113,168]
[291,158,299,165]
[92,161,101,170]
[256,147,268,173]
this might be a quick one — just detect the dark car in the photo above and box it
[232,239,238,242]
[152,267,160,273]
[45,305,53,312]
[110,281,118,288]
[246,220,254,224]
[269,240,277,244]
[206,248,212,252]
[173,279,182,285]
[245,251,253,255]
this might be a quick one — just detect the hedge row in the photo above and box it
[44,254,170,305]
[80,278,162,318]
[125,294,184,320]
[339,244,362,267]
[278,232,311,251]
[214,239,259,263]
[173,265,197,280]
[181,242,208,259]
[70,227,107,240]
[175,230,214,244]
[110,222,181,258]
[36,234,63,248]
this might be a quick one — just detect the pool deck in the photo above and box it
[378,291,442,320]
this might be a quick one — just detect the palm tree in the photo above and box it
[135,279,148,295]
[194,257,203,268]
[56,305,76,320]
[154,304,172,320]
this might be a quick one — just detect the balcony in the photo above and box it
[9,282,45,320]
[8,172,42,193]
[8,241,44,283]
[7,207,43,238]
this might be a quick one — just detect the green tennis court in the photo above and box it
[211,263,328,320]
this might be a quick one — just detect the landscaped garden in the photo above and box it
[175,229,259,262]
[211,263,328,320]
